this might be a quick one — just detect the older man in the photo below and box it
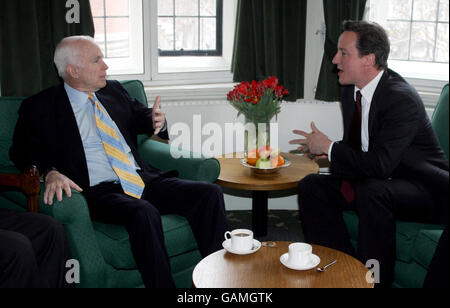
[290,21,448,287]
[10,36,229,288]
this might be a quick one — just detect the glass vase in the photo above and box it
[244,119,271,160]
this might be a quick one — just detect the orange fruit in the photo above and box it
[246,148,259,166]
[270,156,278,168]
[277,155,285,167]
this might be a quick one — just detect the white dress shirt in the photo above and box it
[328,70,384,160]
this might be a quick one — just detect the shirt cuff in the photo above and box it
[328,142,334,161]
[160,120,167,133]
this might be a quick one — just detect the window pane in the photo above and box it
[105,17,130,57]
[439,0,449,21]
[387,21,411,60]
[158,0,222,56]
[158,0,174,16]
[158,17,174,50]
[200,0,216,16]
[106,0,129,16]
[93,18,106,55]
[176,0,198,16]
[91,0,104,17]
[200,18,216,50]
[410,22,436,61]
[436,23,449,62]
[175,18,198,50]
[413,0,438,21]
[388,0,412,20]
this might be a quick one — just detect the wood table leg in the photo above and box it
[252,191,268,237]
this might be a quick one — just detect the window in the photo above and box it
[365,0,449,81]
[91,0,144,75]
[157,0,223,56]
[91,0,130,58]
[156,0,233,75]
[90,0,235,83]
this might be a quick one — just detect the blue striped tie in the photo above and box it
[89,94,145,199]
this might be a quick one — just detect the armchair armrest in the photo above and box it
[138,139,220,183]
[39,190,106,288]
[0,165,40,212]
[0,167,105,287]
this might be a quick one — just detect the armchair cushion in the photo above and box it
[343,211,445,288]
[413,229,443,269]
[396,221,445,264]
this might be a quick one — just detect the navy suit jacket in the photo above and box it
[330,69,448,195]
[10,80,170,191]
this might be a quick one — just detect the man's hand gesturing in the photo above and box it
[289,122,332,159]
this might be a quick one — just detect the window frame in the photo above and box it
[158,0,223,57]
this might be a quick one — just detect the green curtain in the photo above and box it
[231,0,307,101]
[315,0,366,102]
[0,0,94,97]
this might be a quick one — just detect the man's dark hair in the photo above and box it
[343,20,390,69]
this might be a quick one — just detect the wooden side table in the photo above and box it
[216,153,318,236]
[192,241,374,288]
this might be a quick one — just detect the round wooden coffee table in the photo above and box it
[216,153,318,236]
[192,241,374,288]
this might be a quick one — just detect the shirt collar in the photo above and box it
[354,70,384,103]
[64,82,97,106]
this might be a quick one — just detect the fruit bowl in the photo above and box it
[240,156,291,176]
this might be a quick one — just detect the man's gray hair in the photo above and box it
[54,36,96,79]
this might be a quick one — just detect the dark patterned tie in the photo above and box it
[341,91,362,203]
[348,90,362,149]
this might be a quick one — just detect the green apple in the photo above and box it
[256,158,271,169]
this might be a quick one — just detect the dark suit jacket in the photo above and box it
[10,80,170,191]
[330,69,449,194]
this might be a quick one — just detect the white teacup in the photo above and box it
[287,243,313,266]
[224,229,254,252]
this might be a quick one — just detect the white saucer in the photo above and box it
[279,253,320,270]
[222,239,262,255]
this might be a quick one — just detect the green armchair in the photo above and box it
[343,84,449,288]
[0,80,220,288]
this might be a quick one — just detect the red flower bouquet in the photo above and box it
[227,76,289,124]
[227,77,289,168]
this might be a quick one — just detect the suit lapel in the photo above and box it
[53,84,90,185]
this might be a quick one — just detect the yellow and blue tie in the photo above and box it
[89,94,145,199]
